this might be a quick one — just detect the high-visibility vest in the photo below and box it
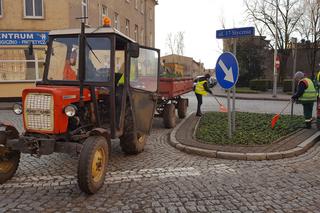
[195,80,208,95]
[298,78,317,102]
[117,74,124,86]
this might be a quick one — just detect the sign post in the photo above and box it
[215,52,239,138]
[216,27,255,138]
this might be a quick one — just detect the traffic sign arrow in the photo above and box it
[218,59,234,83]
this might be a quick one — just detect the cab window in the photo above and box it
[130,48,159,92]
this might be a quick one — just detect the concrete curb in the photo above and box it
[169,113,320,161]
[214,94,290,102]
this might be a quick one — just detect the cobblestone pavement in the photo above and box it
[1,97,320,212]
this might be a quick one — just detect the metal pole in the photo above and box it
[291,37,297,116]
[227,89,232,138]
[292,38,297,93]
[232,39,237,133]
[272,0,279,98]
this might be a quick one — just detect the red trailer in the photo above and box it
[156,77,194,128]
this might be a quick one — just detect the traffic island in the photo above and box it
[169,112,320,160]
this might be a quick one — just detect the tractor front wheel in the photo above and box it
[0,147,20,184]
[77,136,109,194]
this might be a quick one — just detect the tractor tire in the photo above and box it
[177,99,188,119]
[163,103,176,128]
[0,147,20,184]
[77,136,109,194]
[120,105,146,155]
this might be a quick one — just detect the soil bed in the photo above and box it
[196,112,305,145]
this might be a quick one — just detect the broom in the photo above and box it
[271,100,292,129]
[209,93,228,112]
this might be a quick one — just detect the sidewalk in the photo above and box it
[212,87,291,101]
[169,113,320,160]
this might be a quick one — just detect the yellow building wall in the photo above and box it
[0,82,35,98]
[0,0,69,31]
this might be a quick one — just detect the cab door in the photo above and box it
[129,47,159,134]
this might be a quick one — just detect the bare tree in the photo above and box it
[298,0,320,77]
[244,0,304,79]
[166,33,176,55]
[175,32,185,55]
[166,32,185,56]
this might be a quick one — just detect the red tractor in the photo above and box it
[0,20,160,194]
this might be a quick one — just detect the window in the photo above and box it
[125,19,130,35]
[82,0,88,24]
[101,5,108,25]
[135,0,139,9]
[134,25,138,41]
[24,0,44,18]
[47,36,111,82]
[0,0,3,17]
[130,48,159,92]
[140,0,144,14]
[0,48,46,81]
[102,5,108,17]
[114,13,120,30]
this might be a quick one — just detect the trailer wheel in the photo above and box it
[0,147,20,184]
[120,105,146,155]
[177,98,188,119]
[78,136,109,194]
[163,103,176,128]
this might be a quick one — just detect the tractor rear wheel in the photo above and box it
[120,105,146,155]
[163,103,176,128]
[78,136,109,194]
[177,98,188,119]
[0,147,20,184]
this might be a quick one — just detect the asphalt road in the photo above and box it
[0,96,320,212]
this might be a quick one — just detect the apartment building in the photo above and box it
[0,0,157,98]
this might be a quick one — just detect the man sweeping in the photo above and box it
[291,71,317,128]
[194,74,213,116]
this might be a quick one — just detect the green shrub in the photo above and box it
[283,79,293,92]
[249,79,272,91]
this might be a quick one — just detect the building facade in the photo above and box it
[0,0,157,98]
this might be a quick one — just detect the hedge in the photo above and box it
[283,79,293,92]
[249,79,272,91]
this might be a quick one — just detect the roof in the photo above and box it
[49,27,136,43]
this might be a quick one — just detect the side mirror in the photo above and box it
[128,42,139,58]
[28,42,34,56]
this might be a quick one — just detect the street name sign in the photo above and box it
[216,27,255,39]
[0,32,48,46]
[215,52,239,89]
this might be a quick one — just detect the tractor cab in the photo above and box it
[0,20,160,194]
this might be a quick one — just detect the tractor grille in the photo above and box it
[24,93,54,131]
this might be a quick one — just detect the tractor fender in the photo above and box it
[89,128,111,142]
[0,123,19,146]
[88,128,111,156]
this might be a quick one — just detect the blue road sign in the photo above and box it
[216,27,255,39]
[215,52,239,89]
[0,32,48,46]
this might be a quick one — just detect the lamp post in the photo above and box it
[272,0,279,98]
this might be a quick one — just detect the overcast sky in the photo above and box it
[155,0,248,69]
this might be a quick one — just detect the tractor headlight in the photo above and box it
[13,103,23,115]
[64,105,77,117]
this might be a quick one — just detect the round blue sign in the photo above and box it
[215,52,239,89]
